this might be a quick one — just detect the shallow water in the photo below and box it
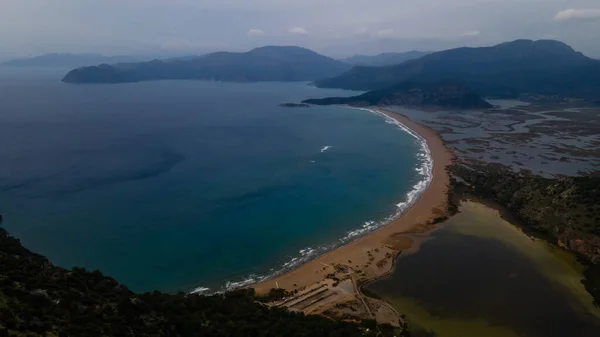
[366,201,600,337]
[386,103,600,176]
[0,68,426,293]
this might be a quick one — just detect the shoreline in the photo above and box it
[253,108,454,298]
[192,106,439,294]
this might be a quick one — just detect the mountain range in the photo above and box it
[59,40,600,99]
[316,39,600,98]
[2,53,138,68]
[303,81,492,109]
[340,51,431,66]
[62,46,351,84]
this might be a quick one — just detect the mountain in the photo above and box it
[340,51,431,66]
[62,46,351,84]
[0,226,399,336]
[315,40,600,98]
[1,53,138,68]
[303,81,492,109]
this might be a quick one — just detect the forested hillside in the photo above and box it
[316,39,600,98]
[0,227,398,336]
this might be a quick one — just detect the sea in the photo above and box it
[0,67,428,293]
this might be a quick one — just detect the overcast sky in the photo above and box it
[1,0,600,60]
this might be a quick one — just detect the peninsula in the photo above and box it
[61,46,350,84]
[303,81,493,109]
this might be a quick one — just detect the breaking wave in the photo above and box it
[320,145,333,153]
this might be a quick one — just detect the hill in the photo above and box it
[0,226,400,336]
[62,46,351,84]
[1,53,138,68]
[303,81,493,109]
[340,51,431,66]
[315,40,600,98]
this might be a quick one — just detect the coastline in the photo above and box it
[254,108,454,298]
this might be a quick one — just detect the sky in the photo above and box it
[1,0,600,60]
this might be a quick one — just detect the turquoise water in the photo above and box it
[0,68,424,292]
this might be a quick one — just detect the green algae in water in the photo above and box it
[367,201,600,337]
[452,202,600,319]
[388,297,521,337]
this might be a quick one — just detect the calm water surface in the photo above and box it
[0,67,424,292]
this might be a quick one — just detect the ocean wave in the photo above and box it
[189,286,211,295]
[190,107,433,295]
[320,145,333,153]
[224,275,268,291]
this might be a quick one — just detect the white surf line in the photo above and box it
[196,106,435,295]
[348,107,434,221]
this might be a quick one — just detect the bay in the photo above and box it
[0,68,424,292]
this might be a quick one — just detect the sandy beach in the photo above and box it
[254,108,454,298]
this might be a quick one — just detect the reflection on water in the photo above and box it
[366,201,600,337]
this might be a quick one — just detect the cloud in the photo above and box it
[461,30,480,37]
[555,9,600,22]
[3,1,600,59]
[247,29,265,37]
[354,27,369,35]
[288,27,308,35]
[374,28,394,37]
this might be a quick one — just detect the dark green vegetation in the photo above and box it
[449,164,600,305]
[316,39,600,98]
[62,46,350,84]
[0,227,398,337]
[256,288,293,303]
[303,81,492,109]
[1,53,138,68]
[340,51,431,67]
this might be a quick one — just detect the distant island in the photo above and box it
[303,81,493,109]
[61,46,351,84]
[1,53,138,68]
[316,39,600,98]
[340,51,431,67]
[279,103,310,108]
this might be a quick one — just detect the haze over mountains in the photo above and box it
[59,39,600,101]
[340,51,431,67]
[62,46,351,84]
[316,39,600,98]
[2,53,138,68]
